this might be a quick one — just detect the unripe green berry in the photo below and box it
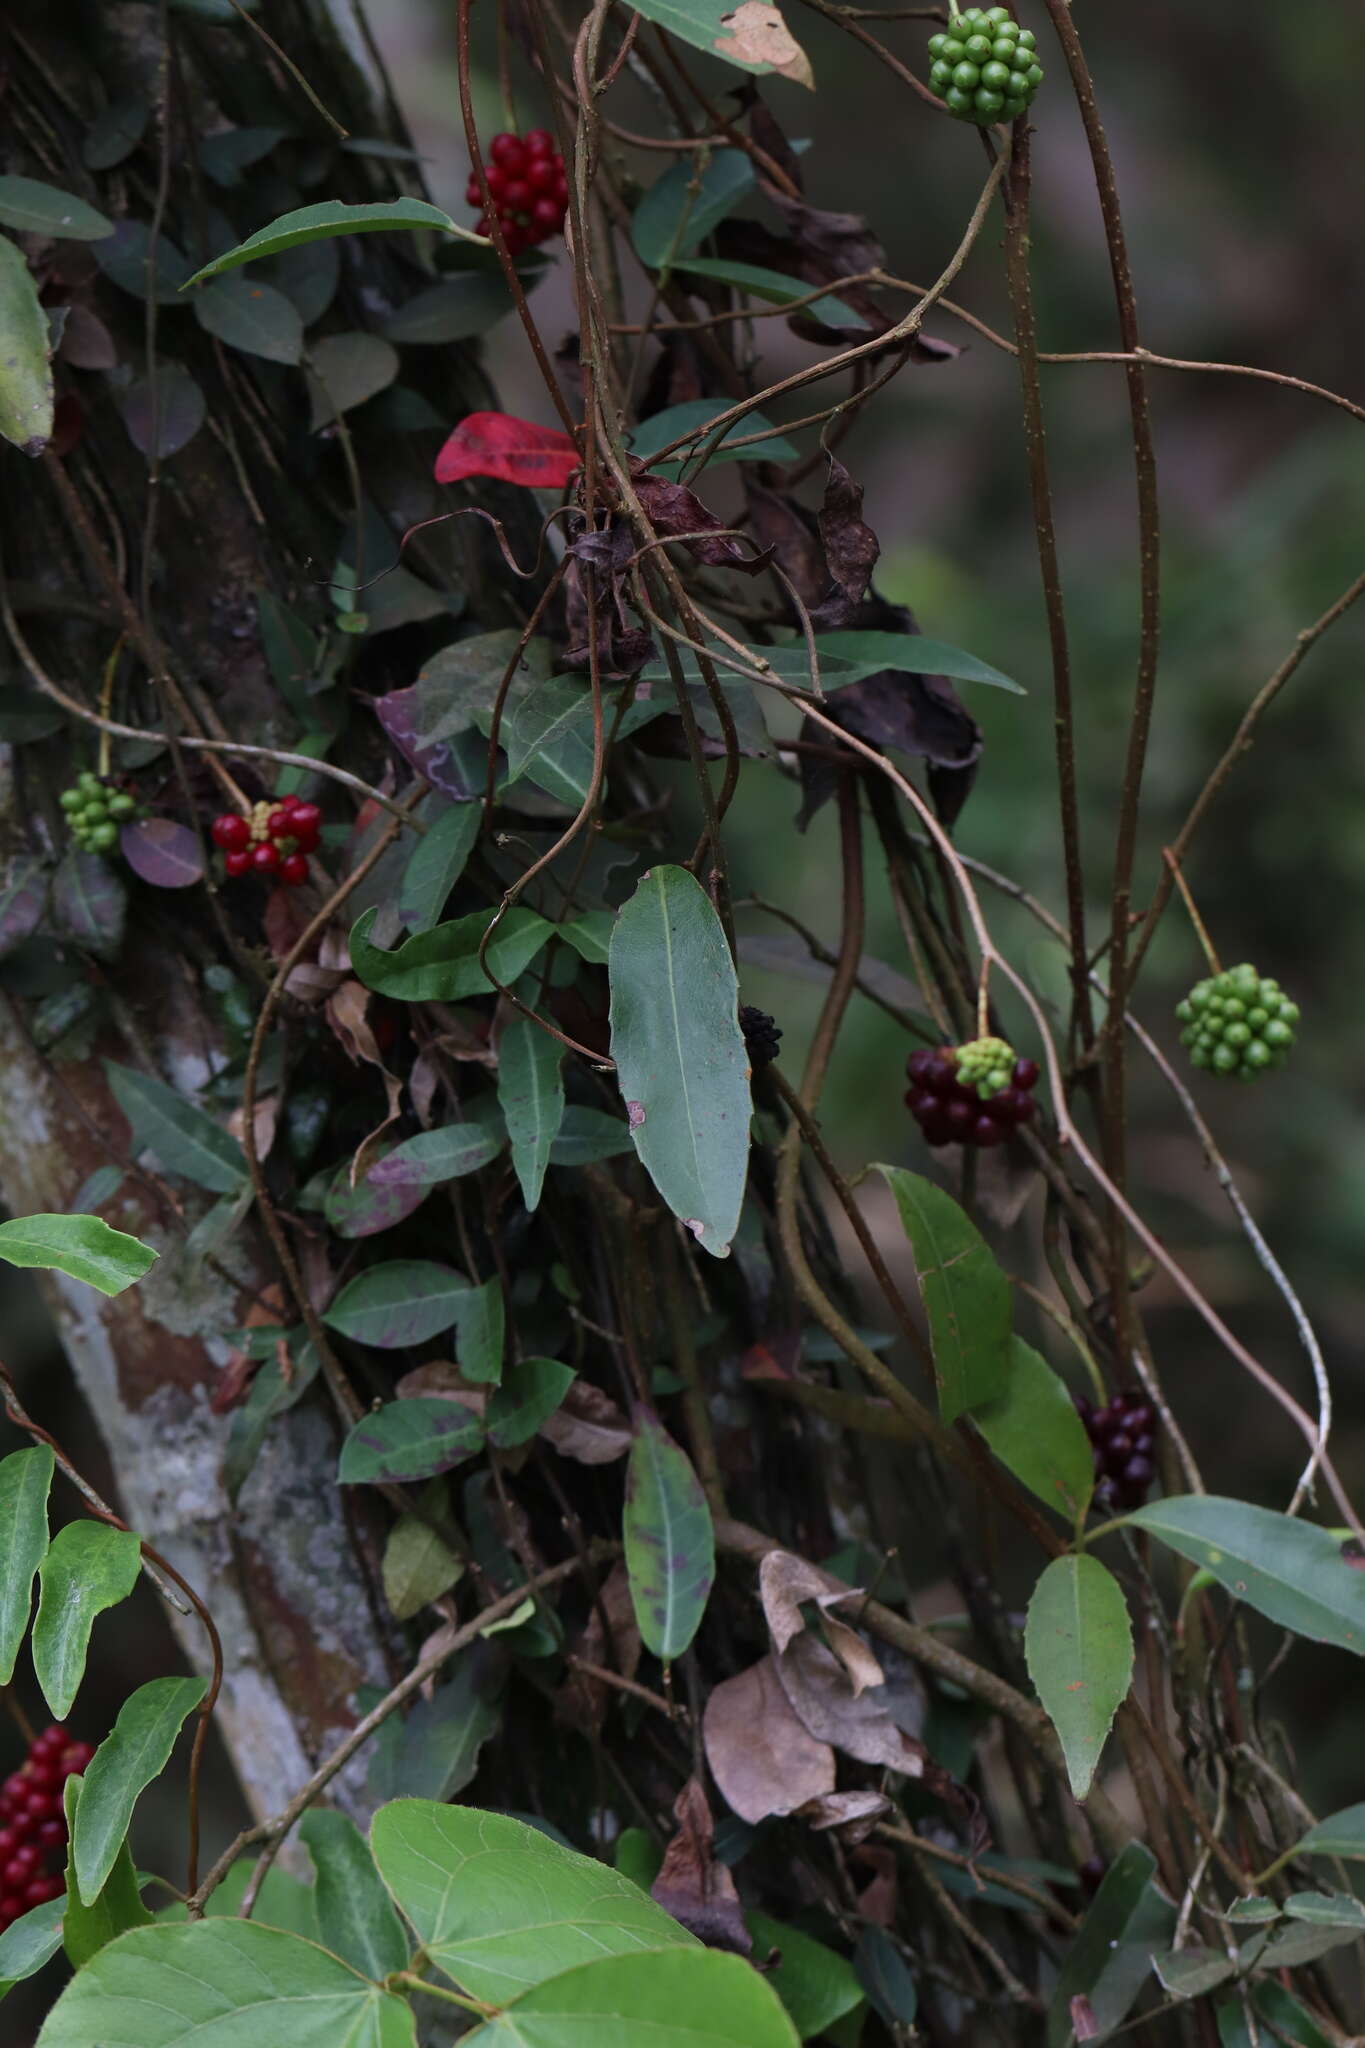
[1224,1022,1251,1048]
[1211,1044,1238,1073]
[78,770,101,795]
[90,821,118,852]
[1263,1018,1292,1047]
[60,788,83,812]
[944,84,976,113]
[928,31,949,53]
[1279,1002,1300,1025]
[981,60,1011,88]
[975,87,1005,113]
[109,792,136,819]
[964,34,992,57]
[952,59,981,87]
[1017,26,1036,45]
[984,5,1012,20]
[931,60,953,86]
[1244,1039,1272,1068]
[1026,61,1043,84]
[1007,69,1031,94]
[941,37,965,60]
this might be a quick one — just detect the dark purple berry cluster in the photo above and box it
[1076,1391,1157,1512]
[905,1046,1039,1149]
[0,1725,95,1926]
[740,1005,782,1069]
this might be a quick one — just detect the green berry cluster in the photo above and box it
[58,771,135,856]
[1176,964,1299,1079]
[928,7,1043,125]
[954,1034,1018,1100]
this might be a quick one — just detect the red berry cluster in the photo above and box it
[465,130,569,255]
[211,794,321,888]
[905,1047,1040,1149]
[1076,1391,1158,1512]
[0,1725,95,1926]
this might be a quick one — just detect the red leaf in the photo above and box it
[434,411,579,490]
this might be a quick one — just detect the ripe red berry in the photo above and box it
[2,1774,26,1807]
[211,813,250,852]
[1012,1055,1040,1090]
[490,132,528,171]
[527,156,559,193]
[34,1728,67,1756]
[224,849,251,878]
[35,1818,66,1851]
[0,1830,18,1858]
[531,197,564,234]
[266,806,296,841]
[465,175,483,206]
[4,1849,39,1886]
[25,1874,64,1907]
[501,179,530,210]
[289,801,322,837]
[251,842,280,873]
[524,128,554,156]
[484,165,507,200]
[279,853,309,887]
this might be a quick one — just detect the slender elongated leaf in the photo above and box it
[0,1894,66,1988]
[1282,1890,1365,1929]
[323,1260,468,1347]
[674,256,868,329]
[453,1276,504,1385]
[0,175,113,240]
[624,1411,715,1661]
[1046,1844,1176,2048]
[62,1784,151,1970]
[183,198,480,288]
[463,1947,801,2047]
[36,1919,417,2046]
[876,1166,1011,1421]
[339,1399,485,1484]
[609,865,751,1258]
[72,1676,207,1906]
[855,1926,918,2028]
[0,856,49,952]
[105,1060,248,1194]
[323,1158,430,1241]
[1152,1947,1238,1999]
[632,151,756,267]
[746,1912,865,2041]
[814,627,1023,695]
[0,236,54,455]
[1126,1496,1365,1654]
[629,398,799,477]
[973,1338,1094,1522]
[299,1809,408,1981]
[34,1523,142,1719]
[383,272,522,344]
[612,0,809,79]
[1025,1555,1133,1801]
[52,848,126,957]
[1286,1802,1365,1864]
[370,1802,697,2004]
[366,1115,505,1189]
[399,803,480,932]
[350,904,552,1002]
[0,1214,156,1297]
[487,1359,575,1448]
[550,1105,636,1166]
[192,274,303,363]
[498,1017,565,1213]
[0,1446,54,1684]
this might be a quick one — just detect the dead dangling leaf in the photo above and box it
[717,2,814,88]
[703,1656,835,1824]
[650,1776,751,1954]
[759,1548,884,1696]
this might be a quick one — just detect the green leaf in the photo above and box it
[0,686,64,741]
[105,1060,248,1195]
[225,1342,321,1503]
[192,274,303,364]
[299,1809,409,1982]
[453,1276,505,1385]
[1282,1890,1365,1929]
[366,1114,505,1190]
[366,1652,502,1804]
[814,628,1024,695]
[559,911,616,965]
[52,846,127,958]
[399,804,480,932]
[875,1166,1011,1421]
[350,904,552,1003]
[324,1260,468,1347]
[487,1359,575,1448]
[464,1948,800,2048]
[382,1504,464,1621]
[0,175,113,240]
[972,1338,1094,1522]
[72,1676,207,1906]
[322,1158,429,1241]
[1226,1983,1337,2048]
[94,221,194,302]
[62,1779,152,1969]
[674,257,869,329]
[82,98,151,171]
[629,398,799,477]
[1045,1843,1175,2048]
[550,1105,636,1166]
[1025,1555,1133,1800]
[0,236,54,454]
[0,1894,66,1988]
[182,198,481,288]
[499,1017,565,1213]
[854,1927,918,2028]
[1126,1496,1365,1654]
[382,272,523,344]
[1152,1947,1237,2000]
[1284,1801,1365,1864]
[747,1912,864,2041]
[369,1801,697,2004]
[624,1411,715,1661]
[0,1446,53,1683]
[631,152,757,268]
[198,126,290,188]
[36,1919,417,2046]
[503,675,662,806]
[33,1522,142,1719]
[608,864,751,1258]
[306,332,400,428]
[0,1213,156,1296]
[339,1399,485,1484]
[1255,1918,1365,1968]
[616,0,808,77]
[157,1856,320,1941]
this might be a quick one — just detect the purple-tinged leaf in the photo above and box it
[338,1397,484,1483]
[52,849,127,960]
[322,1158,430,1240]
[323,1259,467,1348]
[623,1410,714,1662]
[119,818,204,889]
[121,364,205,461]
[0,858,49,958]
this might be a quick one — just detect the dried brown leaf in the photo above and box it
[775,1634,925,1775]
[650,1777,752,1954]
[817,457,879,619]
[557,1560,640,1734]
[717,1,814,87]
[539,1378,632,1464]
[1071,1995,1101,2040]
[703,1655,835,1824]
[795,1789,893,1839]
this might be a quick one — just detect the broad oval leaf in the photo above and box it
[324,1260,468,1347]
[0,1213,156,1296]
[322,1158,430,1240]
[854,1926,919,2029]
[192,274,303,364]
[504,675,663,806]
[339,1398,484,1484]
[0,1445,54,1684]
[94,220,193,302]
[0,1893,66,1986]
[487,1358,575,1448]
[972,1338,1094,1522]
[382,1508,464,1621]
[121,365,206,460]
[83,98,151,171]
[398,803,480,932]
[453,1276,504,1385]
[463,1947,801,2048]
[182,198,479,288]
[306,332,399,428]
[1286,1802,1365,1865]
[550,1104,636,1166]
[498,1017,565,1214]
[1024,1554,1133,1801]
[119,818,205,888]
[383,273,521,344]
[33,1521,142,1720]
[52,848,127,958]
[624,1411,715,1661]
[350,904,552,1003]
[632,152,757,268]
[629,398,798,477]
[434,411,579,489]
[35,1918,418,2047]
[876,1166,1011,1421]
[746,1912,864,2041]
[0,237,54,454]
[608,865,751,1258]
[1045,1844,1175,2048]
[0,174,113,240]
[369,1801,697,2004]
[366,1114,506,1189]
[73,1675,208,1905]
[299,1809,409,1981]
[1126,1495,1365,1654]
[105,1059,248,1194]
[0,855,50,952]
